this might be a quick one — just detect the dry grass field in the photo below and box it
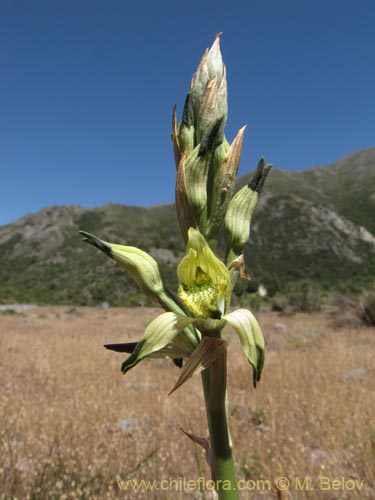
[0,306,374,499]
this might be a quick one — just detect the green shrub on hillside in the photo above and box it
[358,284,375,326]
[272,281,323,314]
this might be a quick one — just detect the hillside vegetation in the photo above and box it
[0,148,374,306]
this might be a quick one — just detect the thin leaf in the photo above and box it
[180,427,212,466]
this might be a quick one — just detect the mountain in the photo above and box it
[238,147,375,234]
[1,148,374,305]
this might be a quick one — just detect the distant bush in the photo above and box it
[271,294,289,313]
[272,281,323,314]
[358,284,375,326]
[0,309,18,316]
[329,285,375,328]
[328,293,358,329]
[287,281,323,313]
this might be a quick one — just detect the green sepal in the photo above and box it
[224,184,258,253]
[80,231,165,301]
[184,145,209,226]
[224,158,272,254]
[178,92,195,155]
[190,35,224,119]
[224,308,265,387]
[207,127,245,242]
[121,312,195,374]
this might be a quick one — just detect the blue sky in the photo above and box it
[1,0,374,226]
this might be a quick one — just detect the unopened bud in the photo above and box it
[80,231,165,300]
[225,158,272,252]
[206,33,225,84]
[197,70,227,143]
[177,93,195,157]
[184,145,209,219]
[207,126,246,241]
[190,34,227,144]
[248,157,272,193]
[225,184,258,252]
[175,152,198,241]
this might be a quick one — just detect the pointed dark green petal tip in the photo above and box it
[120,341,144,374]
[248,157,272,193]
[79,230,112,257]
[104,342,138,353]
[198,117,224,156]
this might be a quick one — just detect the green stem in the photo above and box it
[201,349,239,500]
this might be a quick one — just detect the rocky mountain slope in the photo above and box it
[1,148,374,305]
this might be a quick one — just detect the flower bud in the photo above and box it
[176,93,195,159]
[80,231,165,300]
[190,34,227,144]
[207,126,246,241]
[197,70,227,144]
[184,145,208,217]
[225,158,272,253]
[206,33,225,84]
[225,184,258,252]
[175,152,198,241]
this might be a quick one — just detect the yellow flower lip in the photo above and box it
[177,228,231,319]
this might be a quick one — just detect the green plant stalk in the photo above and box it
[201,349,239,500]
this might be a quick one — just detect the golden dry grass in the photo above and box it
[0,307,374,499]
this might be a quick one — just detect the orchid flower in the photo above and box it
[81,227,264,387]
[80,35,272,500]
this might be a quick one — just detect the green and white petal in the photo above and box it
[80,231,164,300]
[184,228,229,285]
[224,308,265,387]
[149,330,200,359]
[121,312,195,374]
[177,247,198,289]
